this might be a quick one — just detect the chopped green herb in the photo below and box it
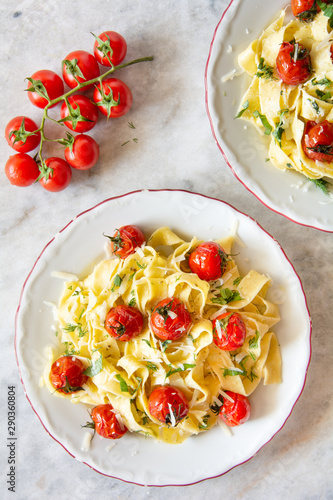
[272,109,289,147]
[311,76,332,87]
[128,296,136,307]
[286,162,293,169]
[199,414,210,429]
[233,276,243,286]
[161,339,172,352]
[317,0,333,28]
[116,374,134,395]
[249,330,260,349]
[308,99,320,113]
[128,121,135,129]
[253,110,272,135]
[111,274,123,292]
[211,288,242,305]
[84,353,103,377]
[146,362,158,372]
[235,100,249,119]
[308,177,331,197]
[63,322,87,338]
[223,368,245,377]
[142,338,152,348]
[315,89,332,102]
[256,57,276,80]
[165,363,196,379]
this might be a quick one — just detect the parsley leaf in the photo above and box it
[211,288,242,305]
[165,363,196,379]
[111,274,123,292]
[317,0,333,28]
[116,374,134,395]
[272,109,289,147]
[249,330,260,349]
[223,368,245,377]
[256,57,276,80]
[84,352,103,377]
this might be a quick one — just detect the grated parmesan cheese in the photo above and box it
[167,403,176,427]
[51,271,79,281]
[81,432,93,452]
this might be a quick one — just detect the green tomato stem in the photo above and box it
[35,55,154,165]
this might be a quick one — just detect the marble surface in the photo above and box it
[0,0,332,499]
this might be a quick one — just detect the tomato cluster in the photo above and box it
[4,31,134,192]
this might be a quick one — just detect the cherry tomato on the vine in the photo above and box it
[5,116,41,153]
[64,134,99,170]
[105,305,144,341]
[93,31,127,67]
[148,386,189,426]
[105,225,146,258]
[38,157,72,192]
[62,50,100,90]
[50,356,88,393]
[212,312,246,351]
[60,95,99,132]
[26,69,64,109]
[188,241,228,281]
[219,391,251,427]
[276,41,311,85]
[90,404,127,439]
[301,120,333,162]
[93,77,133,118]
[5,153,40,187]
[150,297,192,341]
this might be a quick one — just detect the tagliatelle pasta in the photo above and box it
[44,227,281,444]
[237,8,333,181]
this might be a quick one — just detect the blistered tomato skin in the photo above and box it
[219,391,251,427]
[188,241,228,281]
[5,116,41,153]
[150,297,192,341]
[50,356,88,393]
[91,404,127,439]
[276,41,311,85]
[212,312,246,351]
[148,386,189,426]
[301,120,333,162]
[106,225,146,258]
[5,153,40,187]
[62,50,100,90]
[105,305,144,341]
[93,31,127,67]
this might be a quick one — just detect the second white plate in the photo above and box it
[205,0,333,232]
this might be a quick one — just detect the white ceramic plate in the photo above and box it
[205,0,333,232]
[15,189,311,486]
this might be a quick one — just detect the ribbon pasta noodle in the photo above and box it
[44,227,281,444]
[237,9,333,182]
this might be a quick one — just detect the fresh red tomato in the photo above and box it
[93,78,133,118]
[330,44,333,64]
[64,134,99,170]
[62,50,100,90]
[219,391,251,427]
[5,153,40,187]
[212,312,246,351]
[188,241,228,281]
[301,120,333,162]
[105,305,144,341]
[105,225,146,258]
[276,41,311,85]
[148,386,189,426]
[26,69,64,108]
[150,298,192,341]
[50,355,88,393]
[93,31,127,67]
[90,404,127,439]
[38,157,72,192]
[5,116,41,153]
[60,95,99,132]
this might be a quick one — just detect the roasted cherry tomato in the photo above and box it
[219,391,251,427]
[93,31,127,67]
[105,225,146,258]
[60,95,99,132]
[5,153,40,187]
[291,0,329,19]
[62,50,100,90]
[26,69,64,109]
[148,386,189,426]
[90,404,127,439]
[105,304,144,341]
[276,41,311,85]
[50,355,88,393]
[212,312,246,351]
[188,241,228,281]
[5,116,41,153]
[38,157,72,192]
[64,134,99,170]
[93,77,133,118]
[301,120,333,162]
[150,297,192,341]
